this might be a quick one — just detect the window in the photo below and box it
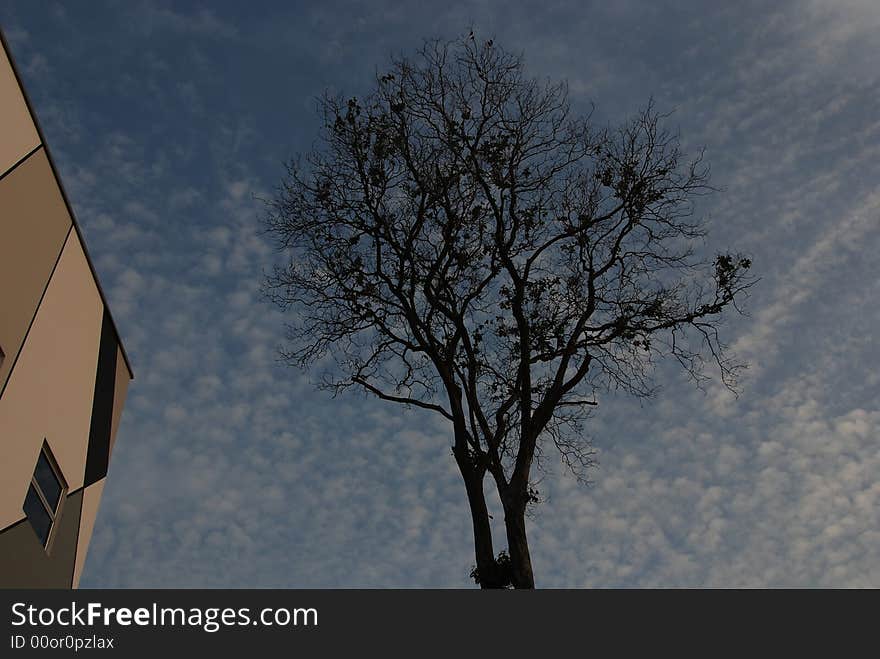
[23,442,67,550]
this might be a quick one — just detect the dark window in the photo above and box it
[24,485,52,546]
[34,452,62,512]
[23,443,67,550]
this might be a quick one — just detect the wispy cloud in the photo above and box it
[1,0,877,587]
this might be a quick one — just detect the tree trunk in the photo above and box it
[503,499,535,589]
[454,447,506,588]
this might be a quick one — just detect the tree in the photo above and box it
[262,35,754,588]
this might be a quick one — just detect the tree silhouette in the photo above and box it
[263,35,754,588]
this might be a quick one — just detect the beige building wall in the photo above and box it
[0,150,73,394]
[0,233,105,530]
[0,39,39,175]
[0,490,83,589]
[0,30,133,588]
[72,478,106,588]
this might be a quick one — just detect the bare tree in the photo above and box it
[262,35,754,588]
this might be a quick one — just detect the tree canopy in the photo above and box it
[263,34,754,588]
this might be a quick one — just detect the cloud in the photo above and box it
[131,2,239,40]
[1,1,877,588]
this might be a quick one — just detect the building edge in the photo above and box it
[0,25,134,380]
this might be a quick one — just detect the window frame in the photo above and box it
[25,440,68,553]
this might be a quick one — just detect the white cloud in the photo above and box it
[4,1,876,588]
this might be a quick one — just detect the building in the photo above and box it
[0,30,132,588]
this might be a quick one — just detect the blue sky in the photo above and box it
[2,0,878,587]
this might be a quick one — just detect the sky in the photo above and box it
[1,0,878,587]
